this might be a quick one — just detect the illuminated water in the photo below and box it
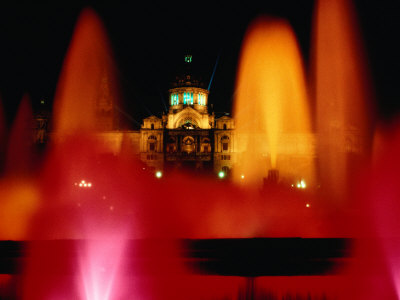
[53,8,120,135]
[312,0,373,202]
[233,17,315,187]
[0,1,397,299]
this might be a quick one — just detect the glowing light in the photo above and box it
[301,180,306,189]
[171,93,179,105]
[306,203,310,208]
[183,92,193,105]
[185,55,192,63]
[77,179,92,188]
[241,174,245,179]
[296,179,307,189]
[155,171,162,178]
[218,171,225,179]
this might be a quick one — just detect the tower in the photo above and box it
[166,54,212,130]
[139,54,235,174]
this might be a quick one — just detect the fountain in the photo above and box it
[233,16,315,188]
[0,0,397,299]
[311,0,374,203]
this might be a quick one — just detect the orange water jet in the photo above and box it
[233,17,314,187]
[52,7,121,137]
[5,94,35,175]
[0,95,40,240]
[311,0,373,201]
[0,95,6,173]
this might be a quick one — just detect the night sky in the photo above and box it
[0,0,398,129]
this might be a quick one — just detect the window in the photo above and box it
[221,155,231,160]
[221,136,229,151]
[171,93,179,105]
[151,123,154,130]
[223,124,227,130]
[198,93,206,105]
[147,154,157,160]
[183,92,193,105]
[201,138,210,153]
[148,135,157,152]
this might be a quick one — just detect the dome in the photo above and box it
[171,55,206,89]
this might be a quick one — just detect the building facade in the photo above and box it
[139,55,235,174]
[33,55,236,176]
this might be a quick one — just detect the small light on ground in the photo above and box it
[241,174,245,179]
[296,179,307,189]
[306,203,310,208]
[77,179,92,188]
[218,171,225,179]
[155,171,162,178]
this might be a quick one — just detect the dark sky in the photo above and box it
[0,0,398,128]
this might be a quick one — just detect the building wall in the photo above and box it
[213,116,235,173]
[140,116,164,171]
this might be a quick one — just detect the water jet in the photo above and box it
[0,1,390,299]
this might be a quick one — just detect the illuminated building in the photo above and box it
[139,55,235,174]
[33,54,364,184]
[34,55,235,175]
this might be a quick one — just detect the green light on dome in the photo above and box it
[185,55,192,63]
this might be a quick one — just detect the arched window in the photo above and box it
[221,135,229,151]
[178,117,199,129]
[148,135,157,152]
[151,123,154,130]
[201,138,211,153]
[223,124,227,130]
[222,166,230,174]
[167,137,176,153]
